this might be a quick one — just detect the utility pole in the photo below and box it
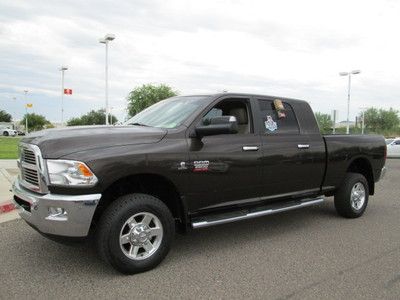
[60,66,68,126]
[359,107,367,134]
[24,90,28,134]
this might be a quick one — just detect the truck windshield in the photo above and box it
[124,96,211,129]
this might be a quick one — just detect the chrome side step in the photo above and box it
[191,197,324,229]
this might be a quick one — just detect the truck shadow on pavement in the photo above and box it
[3,200,338,277]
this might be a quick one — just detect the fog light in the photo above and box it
[47,207,68,221]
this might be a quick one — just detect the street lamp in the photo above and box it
[339,69,361,134]
[99,33,116,125]
[23,90,28,134]
[59,66,68,126]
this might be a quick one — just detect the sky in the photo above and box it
[0,0,399,123]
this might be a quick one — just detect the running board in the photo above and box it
[191,197,324,229]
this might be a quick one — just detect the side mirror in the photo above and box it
[193,116,238,138]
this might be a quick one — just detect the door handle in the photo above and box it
[242,146,259,151]
[298,144,310,149]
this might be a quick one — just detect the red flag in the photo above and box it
[64,89,72,95]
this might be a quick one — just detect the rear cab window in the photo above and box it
[257,99,300,135]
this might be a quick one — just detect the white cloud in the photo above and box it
[0,0,399,123]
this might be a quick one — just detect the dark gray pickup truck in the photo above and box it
[12,93,386,274]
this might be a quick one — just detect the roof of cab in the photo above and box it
[181,93,308,104]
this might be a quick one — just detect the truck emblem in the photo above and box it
[265,115,277,132]
[178,162,187,170]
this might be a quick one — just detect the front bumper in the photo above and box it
[12,178,101,237]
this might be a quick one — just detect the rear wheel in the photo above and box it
[96,193,175,274]
[334,173,369,218]
[3,131,9,136]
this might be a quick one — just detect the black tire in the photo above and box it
[3,131,9,136]
[334,172,369,218]
[96,193,175,274]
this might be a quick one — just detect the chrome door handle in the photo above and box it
[242,146,259,151]
[298,144,310,149]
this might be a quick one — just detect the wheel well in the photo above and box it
[347,158,374,195]
[92,174,186,231]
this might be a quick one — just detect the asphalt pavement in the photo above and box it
[0,160,399,299]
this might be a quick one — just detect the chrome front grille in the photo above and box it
[21,148,36,165]
[18,143,48,193]
[21,167,39,186]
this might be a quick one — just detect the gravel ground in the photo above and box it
[0,159,399,299]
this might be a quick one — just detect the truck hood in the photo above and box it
[21,125,168,158]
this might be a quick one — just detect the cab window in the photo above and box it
[257,99,299,134]
[202,98,253,134]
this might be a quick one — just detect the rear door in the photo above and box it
[256,97,325,201]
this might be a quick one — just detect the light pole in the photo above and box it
[23,90,28,134]
[99,33,116,125]
[60,66,68,126]
[12,97,17,128]
[339,70,361,134]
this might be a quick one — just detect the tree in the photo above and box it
[67,109,118,126]
[363,107,399,132]
[0,110,12,122]
[127,84,178,117]
[20,113,52,131]
[315,112,333,134]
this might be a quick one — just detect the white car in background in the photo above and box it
[386,138,400,158]
[1,128,17,137]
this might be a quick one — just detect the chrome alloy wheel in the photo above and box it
[350,182,366,211]
[119,212,163,260]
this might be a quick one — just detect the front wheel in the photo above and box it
[96,193,175,274]
[334,173,369,218]
[3,131,9,136]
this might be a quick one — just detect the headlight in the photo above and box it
[46,160,98,186]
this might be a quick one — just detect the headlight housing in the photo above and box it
[46,160,98,187]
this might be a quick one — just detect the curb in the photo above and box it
[0,202,16,214]
[0,168,14,184]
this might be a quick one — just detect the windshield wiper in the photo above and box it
[130,122,150,127]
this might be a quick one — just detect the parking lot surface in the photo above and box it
[0,160,399,299]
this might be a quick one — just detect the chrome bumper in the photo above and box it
[12,178,101,237]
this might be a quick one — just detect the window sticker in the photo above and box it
[274,99,286,119]
[277,110,286,118]
[274,99,284,111]
[265,115,278,132]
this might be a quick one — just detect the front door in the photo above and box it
[186,97,263,212]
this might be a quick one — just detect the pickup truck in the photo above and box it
[12,93,386,274]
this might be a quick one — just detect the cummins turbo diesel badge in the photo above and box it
[193,160,209,172]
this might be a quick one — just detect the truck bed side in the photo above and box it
[322,134,386,195]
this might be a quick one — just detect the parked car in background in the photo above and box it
[386,138,400,158]
[1,128,17,136]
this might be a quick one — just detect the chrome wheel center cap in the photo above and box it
[130,224,151,245]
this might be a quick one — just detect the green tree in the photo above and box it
[0,110,12,122]
[67,109,118,126]
[127,84,178,117]
[363,107,399,132]
[20,113,52,131]
[315,112,333,134]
